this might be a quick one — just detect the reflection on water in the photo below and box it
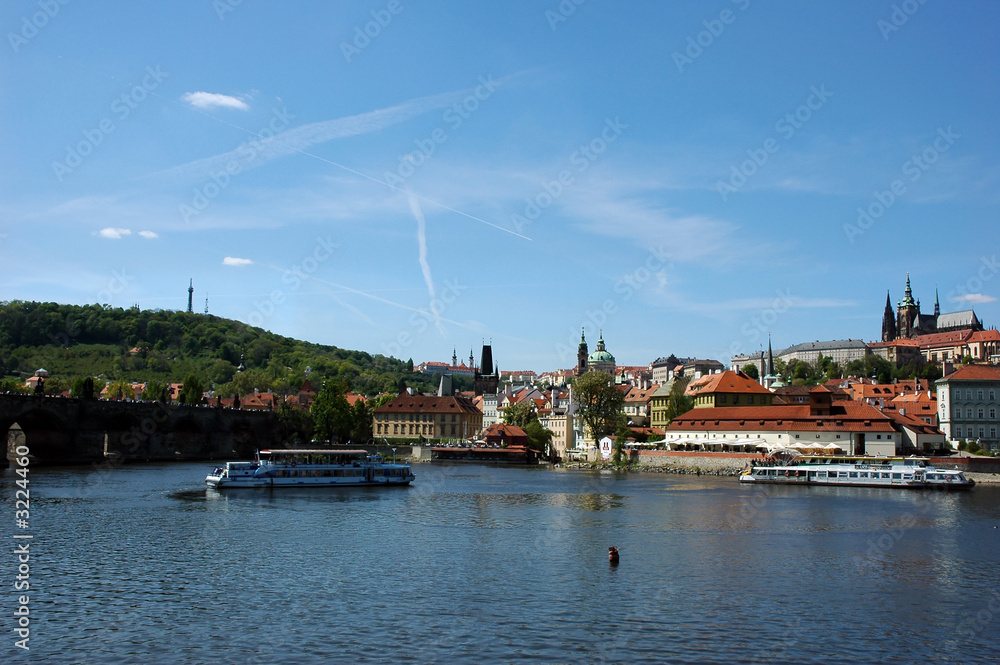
[3,462,1000,663]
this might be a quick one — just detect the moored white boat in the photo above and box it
[206,449,415,489]
[739,452,974,489]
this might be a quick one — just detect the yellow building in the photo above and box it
[373,394,483,440]
[687,370,774,408]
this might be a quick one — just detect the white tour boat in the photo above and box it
[739,452,974,489]
[206,449,415,489]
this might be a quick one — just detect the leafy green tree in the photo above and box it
[742,363,759,381]
[178,374,205,405]
[105,379,134,401]
[502,399,538,428]
[141,380,169,402]
[574,371,626,441]
[277,400,314,445]
[311,383,353,443]
[349,398,372,442]
[613,424,630,466]
[524,419,553,454]
[664,378,693,424]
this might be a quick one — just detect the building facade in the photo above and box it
[373,394,483,440]
[936,364,1000,450]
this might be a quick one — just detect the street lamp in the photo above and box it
[392,447,397,464]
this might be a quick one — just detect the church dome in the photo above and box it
[588,333,615,363]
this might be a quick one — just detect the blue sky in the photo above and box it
[2,1,999,374]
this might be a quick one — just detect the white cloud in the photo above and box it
[97,227,131,239]
[222,256,253,266]
[181,91,249,111]
[953,293,997,304]
[138,230,158,239]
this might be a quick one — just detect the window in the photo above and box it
[992,427,997,439]
[991,409,997,420]
[980,427,986,438]
[956,426,963,438]
[968,389,974,400]
[990,390,996,401]
[954,406,962,417]
[719,395,727,404]
[748,396,754,404]
[968,408,974,419]
[979,389,985,401]
[979,409,985,419]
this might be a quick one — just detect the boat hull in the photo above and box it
[739,455,974,490]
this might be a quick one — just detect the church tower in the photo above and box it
[881,291,897,342]
[896,274,919,338]
[575,328,589,377]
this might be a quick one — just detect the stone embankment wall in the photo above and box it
[633,451,756,476]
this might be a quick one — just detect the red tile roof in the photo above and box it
[940,364,1000,381]
[374,394,482,414]
[686,370,771,396]
[666,401,895,433]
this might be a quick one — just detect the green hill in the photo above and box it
[0,301,456,397]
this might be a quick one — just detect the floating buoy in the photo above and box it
[609,546,619,563]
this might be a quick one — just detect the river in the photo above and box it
[3,461,1000,664]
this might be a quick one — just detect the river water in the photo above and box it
[2,461,1000,664]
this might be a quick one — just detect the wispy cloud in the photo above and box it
[97,227,131,239]
[156,84,509,184]
[223,256,253,266]
[138,230,159,239]
[953,293,997,304]
[181,91,249,111]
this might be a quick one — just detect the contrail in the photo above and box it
[407,192,444,334]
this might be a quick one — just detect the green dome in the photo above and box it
[589,350,615,363]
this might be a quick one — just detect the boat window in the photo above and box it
[859,472,868,478]
[892,473,902,480]
[903,474,912,480]
[818,471,827,478]
[849,472,858,478]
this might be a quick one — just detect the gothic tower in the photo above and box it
[474,341,499,396]
[575,328,588,377]
[896,273,919,339]
[881,291,897,342]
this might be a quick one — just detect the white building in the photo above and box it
[936,364,1000,450]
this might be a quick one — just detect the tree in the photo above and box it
[742,363,759,381]
[574,371,626,441]
[178,374,205,405]
[523,419,553,455]
[664,377,693,424]
[311,383,353,443]
[502,399,538,428]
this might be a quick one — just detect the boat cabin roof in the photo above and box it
[259,449,369,456]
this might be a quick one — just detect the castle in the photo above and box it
[881,274,983,342]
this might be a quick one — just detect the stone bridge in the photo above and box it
[1,394,280,466]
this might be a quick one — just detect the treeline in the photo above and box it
[0,301,454,397]
[742,353,943,386]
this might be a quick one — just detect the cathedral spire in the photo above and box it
[934,287,940,316]
[882,290,897,342]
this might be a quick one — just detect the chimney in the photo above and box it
[900,408,907,417]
